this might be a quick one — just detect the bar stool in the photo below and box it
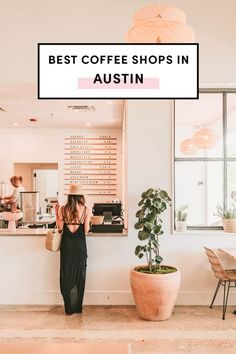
[204,247,236,319]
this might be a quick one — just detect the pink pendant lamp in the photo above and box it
[126,5,195,43]
[180,138,198,156]
[193,128,218,149]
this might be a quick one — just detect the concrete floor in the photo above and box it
[0,305,236,353]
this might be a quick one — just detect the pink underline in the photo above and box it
[78,77,159,89]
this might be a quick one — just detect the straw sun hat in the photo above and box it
[66,183,85,195]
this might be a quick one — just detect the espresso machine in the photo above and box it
[91,202,124,233]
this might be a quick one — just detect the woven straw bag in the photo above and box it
[45,227,62,252]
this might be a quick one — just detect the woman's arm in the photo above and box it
[55,204,64,233]
[84,208,91,234]
[0,194,14,203]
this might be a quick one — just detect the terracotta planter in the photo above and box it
[130,265,181,321]
[222,218,236,233]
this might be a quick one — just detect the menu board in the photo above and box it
[64,135,118,195]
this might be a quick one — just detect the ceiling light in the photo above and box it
[85,122,92,126]
[109,119,115,122]
[193,128,218,149]
[180,138,198,156]
[12,122,19,127]
[126,5,195,43]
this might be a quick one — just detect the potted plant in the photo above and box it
[215,205,236,233]
[130,188,181,321]
[175,205,188,232]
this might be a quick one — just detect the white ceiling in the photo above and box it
[0,84,124,129]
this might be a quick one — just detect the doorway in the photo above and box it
[33,169,59,207]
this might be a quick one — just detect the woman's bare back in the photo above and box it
[62,204,90,233]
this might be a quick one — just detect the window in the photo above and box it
[174,90,236,230]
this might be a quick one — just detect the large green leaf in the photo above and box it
[138,198,145,206]
[144,221,153,230]
[155,255,163,264]
[153,201,161,209]
[136,209,144,218]
[153,225,162,233]
[142,188,154,199]
[134,221,144,229]
[145,212,156,222]
[145,199,152,208]
[138,230,149,240]
[159,190,171,201]
[135,245,142,255]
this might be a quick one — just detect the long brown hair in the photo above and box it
[64,194,85,223]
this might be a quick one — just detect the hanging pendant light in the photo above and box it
[180,138,198,156]
[126,5,195,43]
[193,128,218,149]
[134,5,187,24]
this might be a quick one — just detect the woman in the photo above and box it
[0,176,25,209]
[56,184,90,315]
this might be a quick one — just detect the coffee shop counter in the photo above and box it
[0,228,128,237]
[0,226,128,305]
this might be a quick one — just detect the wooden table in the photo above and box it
[218,248,236,260]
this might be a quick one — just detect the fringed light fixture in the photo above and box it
[126,4,195,43]
[180,138,198,156]
[179,128,219,155]
[192,128,218,149]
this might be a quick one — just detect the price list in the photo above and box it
[64,135,118,195]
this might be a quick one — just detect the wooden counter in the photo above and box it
[0,228,128,237]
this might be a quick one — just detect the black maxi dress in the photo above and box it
[60,207,88,314]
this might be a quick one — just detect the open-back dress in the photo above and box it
[60,206,87,314]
